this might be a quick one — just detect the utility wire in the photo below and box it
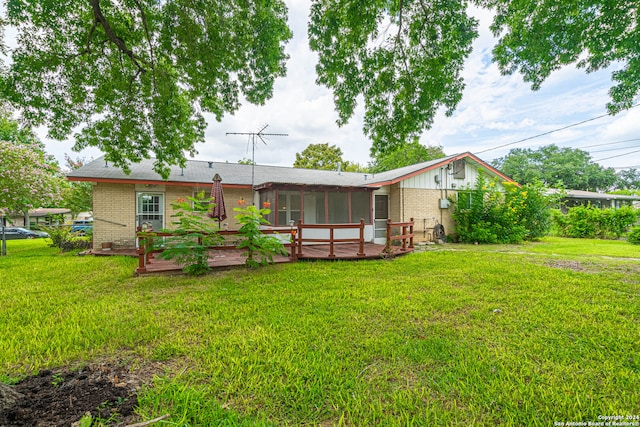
[476,103,640,154]
[595,148,640,162]
[590,144,640,154]
[578,138,640,149]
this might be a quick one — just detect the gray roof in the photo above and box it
[68,152,497,188]
[547,189,640,201]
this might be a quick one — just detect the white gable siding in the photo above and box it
[400,161,506,191]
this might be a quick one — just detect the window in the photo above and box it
[457,191,472,209]
[278,191,301,226]
[304,191,326,224]
[351,191,371,223]
[328,192,349,223]
[260,188,373,225]
[137,193,164,231]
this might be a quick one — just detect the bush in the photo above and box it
[628,226,640,245]
[42,226,91,252]
[452,174,552,244]
[157,192,223,275]
[234,205,288,268]
[552,205,638,239]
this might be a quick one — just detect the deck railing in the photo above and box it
[294,219,366,258]
[385,217,415,253]
[135,228,296,274]
[135,218,415,273]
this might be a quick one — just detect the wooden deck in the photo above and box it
[125,243,412,275]
[98,219,417,275]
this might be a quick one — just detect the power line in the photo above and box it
[578,138,640,149]
[590,144,640,154]
[595,148,640,162]
[476,103,640,155]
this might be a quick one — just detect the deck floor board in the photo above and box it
[93,243,414,275]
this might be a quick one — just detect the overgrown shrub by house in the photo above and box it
[551,205,638,239]
[628,226,640,244]
[452,174,552,244]
[43,226,91,252]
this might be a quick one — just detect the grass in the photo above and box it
[1,237,639,425]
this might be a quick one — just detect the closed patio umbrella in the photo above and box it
[208,173,227,227]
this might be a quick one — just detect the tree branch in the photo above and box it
[90,0,147,73]
[132,0,157,91]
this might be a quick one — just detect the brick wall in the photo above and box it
[92,182,254,249]
[398,188,457,242]
[92,183,136,249]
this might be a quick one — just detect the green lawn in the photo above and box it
[1,238,639,426]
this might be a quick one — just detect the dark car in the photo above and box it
[1,227,49,240]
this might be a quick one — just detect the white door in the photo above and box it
[136,193,164,231]
[374,195,389,244]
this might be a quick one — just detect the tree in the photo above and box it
[480,0,639,115]
[616,168,640,190]
[309,1,477,157]
[3,1,639,170]
[62,155,93,217]
[369,141,446,173]
[0,140,64,219]
[2,0,292,178]
[491,145,617,191]
[293,143,366,172]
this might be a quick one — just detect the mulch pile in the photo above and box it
[0,363,147,427]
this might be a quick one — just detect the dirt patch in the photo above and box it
[0,362,161,427]
[545,260,586,271]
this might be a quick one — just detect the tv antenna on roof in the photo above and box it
[226,124,288,190]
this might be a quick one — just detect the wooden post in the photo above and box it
[329,227,335,258]
[401,223,407,251]
[358,218,365,256]
[385,219,392,253]
[297,219,303,258]
[135,229,146,274]
[290,227,298,262]
[409,217,414,249]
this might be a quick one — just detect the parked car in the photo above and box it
[71,220,93,235]
[1,227,49,239]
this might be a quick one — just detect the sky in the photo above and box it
[12,1,640,172]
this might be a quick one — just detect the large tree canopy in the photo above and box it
[2,1,639,175]
[491,144,618,191]
[309,0,477,157]
[293,143,365,172]
[1,0,291,178]
[369,141,446,173]
[479,0,639,114]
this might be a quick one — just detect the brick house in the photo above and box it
[68,152,514,249]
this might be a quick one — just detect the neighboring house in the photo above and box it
[548,189,640,212]
[67,152,514,250]
[7,208,72,228]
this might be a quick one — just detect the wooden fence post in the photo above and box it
[409,217,415,249]
[385,219,392,253]
[358,218,365,256]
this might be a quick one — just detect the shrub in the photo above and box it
[452,174,552,244]
[234,205,288,268]
[157,191,223,275]
[628,226,640,245]
[42,226,91,252]
[552,205,638,239]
